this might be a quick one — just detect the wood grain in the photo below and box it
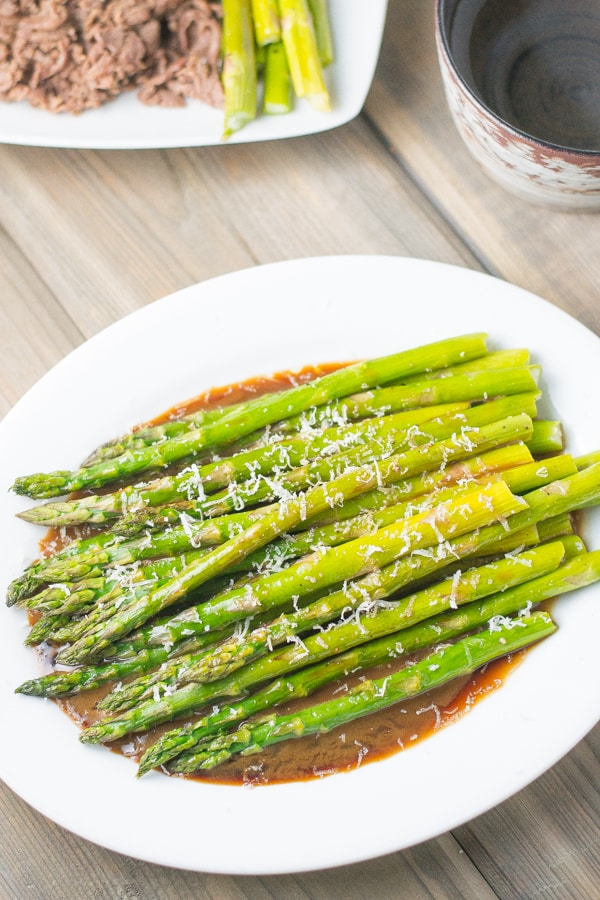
[0,1,598,896]
[0,121,478,345]
[455,728,600,899]
[0,228,83,416]
[0,777,496,900]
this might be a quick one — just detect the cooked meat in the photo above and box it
[0,0,223,113]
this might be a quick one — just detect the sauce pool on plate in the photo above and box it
[31,364,529,785]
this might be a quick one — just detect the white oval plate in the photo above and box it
[0,1,388,149]
[1,256,599,874]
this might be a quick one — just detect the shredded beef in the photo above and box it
[0,0,223,113]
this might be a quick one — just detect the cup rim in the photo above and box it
[434,0,600,160]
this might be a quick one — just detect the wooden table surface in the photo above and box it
[1,3,598,898]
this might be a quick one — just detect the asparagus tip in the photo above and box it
[11,471,72,499]
[14,680,39,696]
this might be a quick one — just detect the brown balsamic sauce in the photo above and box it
[145,362,347,426]
[182,654,523,786]
[32,364,528,785]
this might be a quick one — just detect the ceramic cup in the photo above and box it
[435,0,600,210]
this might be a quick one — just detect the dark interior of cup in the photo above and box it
[439,0,600,152]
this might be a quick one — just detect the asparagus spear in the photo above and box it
[25,561,239,629]
[278,0,330,110]
[15,626,235,700]
[181,612,556,771]
[527,420,564,456]
[21,552,217,616]
[397,348,530,383]
[24,612,78,646]
[251,0,281,45]
[500,453,576,494]
[81,397,251,467]
[260,366,539,442]
[575,449,600,470]
[263,41,293,114]
[307,0,333,67]
[22,576,108,613]
[6,506,272,605]
[10,334,489,499]
[221,0,257,138]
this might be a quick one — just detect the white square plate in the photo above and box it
[0,1,388,149]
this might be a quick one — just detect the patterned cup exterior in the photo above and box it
[435,0,600,210]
